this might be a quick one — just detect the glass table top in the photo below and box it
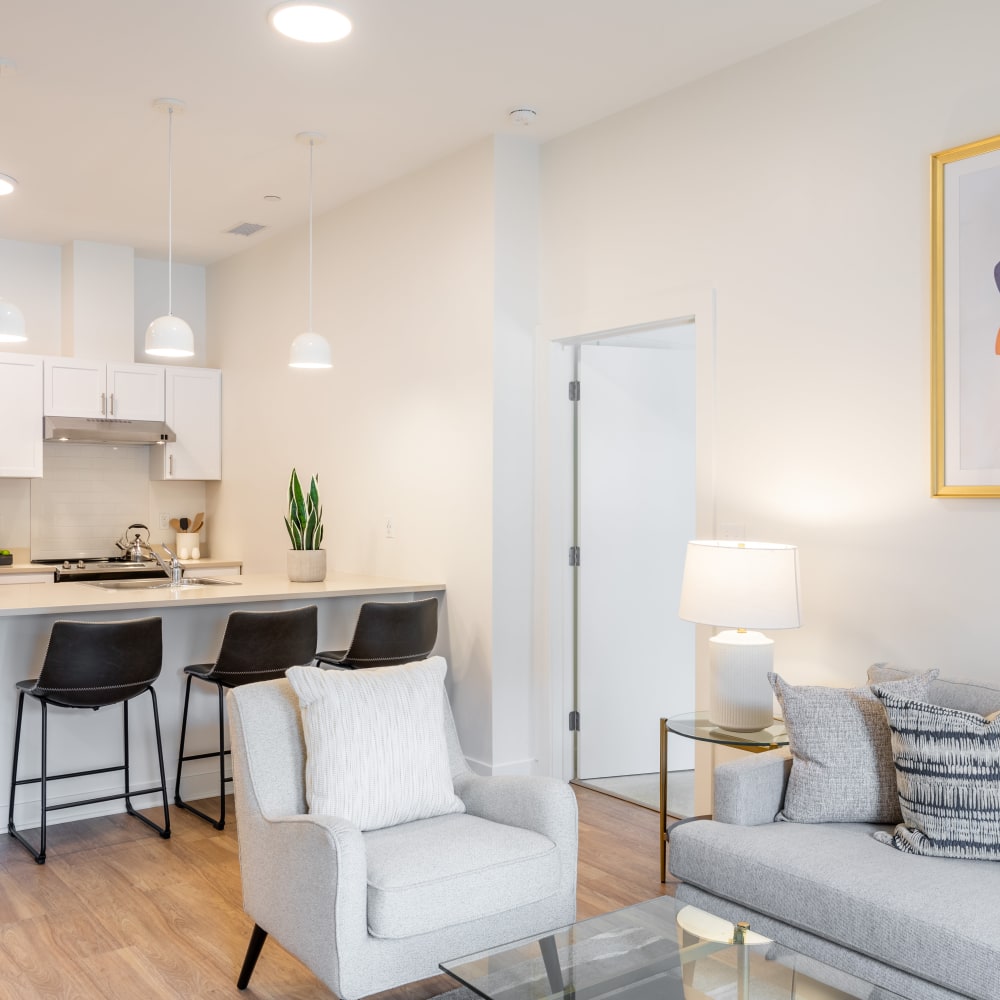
[666,712,789,749]
[442,894,900,1000]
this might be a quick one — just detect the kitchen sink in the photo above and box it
[83,577,242,590]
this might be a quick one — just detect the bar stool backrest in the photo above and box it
[34,617,163,708]
[342,598,438,667]
[210,606,318,683]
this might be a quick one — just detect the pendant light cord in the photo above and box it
[308,138,314,332]
[167,105,175,317]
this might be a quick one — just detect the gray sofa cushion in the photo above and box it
[872,690,1000,860]
[363,813,560,939]
[868,663,1000,715]
[769,670,936,823]
[669,818,1000,1000]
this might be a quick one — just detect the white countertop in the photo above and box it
[0,571,445,617]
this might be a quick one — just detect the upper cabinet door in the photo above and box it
[155,367,222,481]
[0,354,44,477]
[43,358,106,417]
[107,362,165,420]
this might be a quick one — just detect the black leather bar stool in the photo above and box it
[8,617,171,864]
[174,605,317,830]
[314,597,438,669]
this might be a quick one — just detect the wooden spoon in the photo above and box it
[191,512,204,533]
[169,518,182,531]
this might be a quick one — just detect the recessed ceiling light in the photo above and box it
[269,2,352,43]
[0,173,17,196]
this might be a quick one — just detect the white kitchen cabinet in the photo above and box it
[44,358,165,420]
[150,367,222,481]
[0,354,44,477]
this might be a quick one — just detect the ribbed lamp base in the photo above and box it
[708,630,774,732]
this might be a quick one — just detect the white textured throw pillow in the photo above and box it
[286,656,465,831]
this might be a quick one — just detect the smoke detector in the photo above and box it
[508,108,537,126]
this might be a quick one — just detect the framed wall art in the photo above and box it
[932,132,1000,496]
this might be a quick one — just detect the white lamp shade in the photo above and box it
[678,540,801,630]
[289,331,332,369]
[145,314,194,358]
[0,298,27,343]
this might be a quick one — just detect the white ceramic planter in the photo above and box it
[287,549,327,583]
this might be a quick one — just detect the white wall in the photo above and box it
[539,0,1000,700]
[0,239,61,355]
[208,140,502,767]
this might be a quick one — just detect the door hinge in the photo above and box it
[568,380,581,402]
[568,710,581,732]
[568,545,580,567]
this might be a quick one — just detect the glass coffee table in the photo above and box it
[442,894,901,1000]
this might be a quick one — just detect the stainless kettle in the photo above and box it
[116,523,152,562]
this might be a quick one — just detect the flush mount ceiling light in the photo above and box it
[0,298,26,343]
[0,173,17,195]
[289,132,332,370]
[269,2,352,43]
[145,98,194,359]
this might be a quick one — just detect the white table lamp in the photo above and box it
[679,540,801,731]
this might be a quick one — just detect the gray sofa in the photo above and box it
[669,670,1000,1000]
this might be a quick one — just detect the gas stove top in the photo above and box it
[32,557,169,583]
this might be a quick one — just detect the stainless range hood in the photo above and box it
[44,416,176,445]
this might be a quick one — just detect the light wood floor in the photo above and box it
[0,787,678,999]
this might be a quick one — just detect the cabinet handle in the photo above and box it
[109,393,115,416]
[100,392,106,416]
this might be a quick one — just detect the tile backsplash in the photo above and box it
[26,443,207,560]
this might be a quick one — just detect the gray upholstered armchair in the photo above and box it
[228,675,578,998]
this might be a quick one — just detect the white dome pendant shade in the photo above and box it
[289,331,332,368]
[0,298,27,343]
[145,98,194,359]
[288,132,332,370]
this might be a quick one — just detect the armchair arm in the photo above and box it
[713,747,791,826]
[238,810,369,994]
[453,774,579,859]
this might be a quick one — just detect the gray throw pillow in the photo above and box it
[871,689,1000,860]
[769,670,937,824]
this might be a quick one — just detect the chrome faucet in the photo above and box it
[148,543,184,587]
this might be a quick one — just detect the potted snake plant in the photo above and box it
[285,469,326,582]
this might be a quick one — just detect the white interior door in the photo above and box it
[577,329,696,779]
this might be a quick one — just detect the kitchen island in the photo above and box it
[0,571,445,833]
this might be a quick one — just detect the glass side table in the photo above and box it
[659,711,788,882]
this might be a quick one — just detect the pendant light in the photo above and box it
[289,132,332,369]
[145,98,194,359]
[0,298,26,343]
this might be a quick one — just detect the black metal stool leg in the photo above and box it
[7,691,47,864]
[237,924,268,990]
[8,691,24,834]
[149,687,171,838]
[175,677,227,830]
[174,674,194,806]
[216,684,226,830]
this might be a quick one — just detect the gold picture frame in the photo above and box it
[932,132,1000,496]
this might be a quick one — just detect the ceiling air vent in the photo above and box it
[225,222,267,237]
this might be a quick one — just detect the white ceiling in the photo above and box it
[0,0,879,265]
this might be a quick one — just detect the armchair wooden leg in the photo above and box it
[237,924,268,990]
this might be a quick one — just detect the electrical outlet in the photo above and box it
[158,513,170,530]
[719,522,745,541]
[385,517,394,539]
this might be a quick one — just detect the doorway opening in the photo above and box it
[571,320,697,816]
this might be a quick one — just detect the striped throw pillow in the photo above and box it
[872,689,1000,860]
[287,657,465,831]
